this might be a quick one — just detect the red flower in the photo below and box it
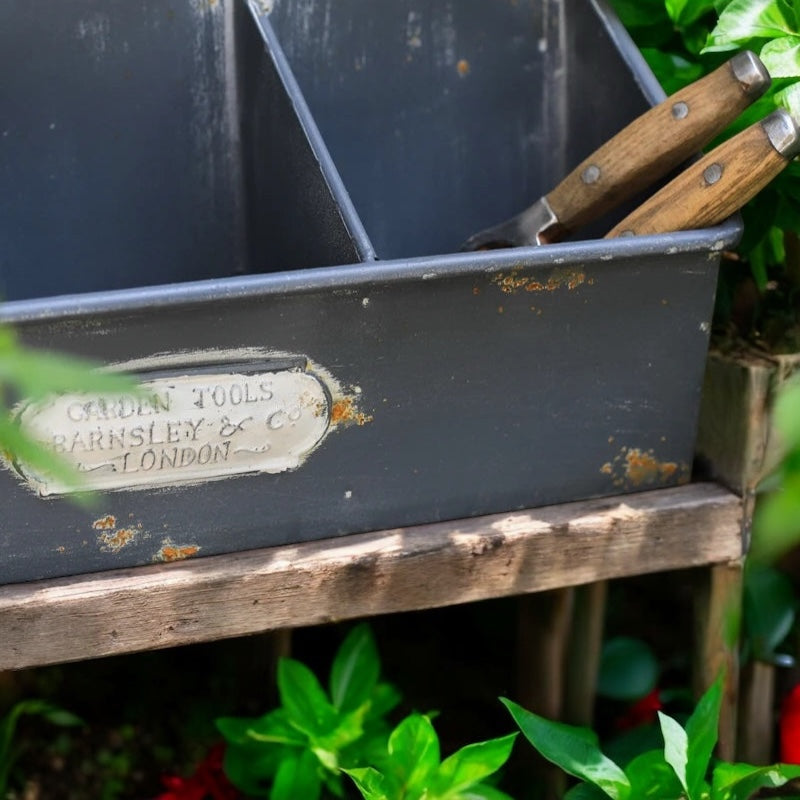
[615,689,663,731]
[156,744,240,800]
[780,684,800,764]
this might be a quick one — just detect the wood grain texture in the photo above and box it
[606,121,787,237]
[696,349,800,494]
[564,581,608,727]
[0,483,743,671]
[516,588,573,800]
[544,58,761,239]
[737,660,776,764]
[694,559,744,762]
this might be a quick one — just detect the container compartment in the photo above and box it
[263,0,666,258]
[0,0,361,301]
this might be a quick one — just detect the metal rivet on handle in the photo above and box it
[581,164,601,184]
[703,163,723,185]
[672,101,689,120]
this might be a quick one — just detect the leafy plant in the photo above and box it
[611,0,800,348]
[0,323,137,493]
[344,713,517,800]
[503,673,800,799]
[216,624,402,799]
[741,561,797,666]
[753,377,800,562]
[0,699,83,796]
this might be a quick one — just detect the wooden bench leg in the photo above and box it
[564,581,607,727]
[516,589,574,799]
[694,560,743,761]
[737,659,776,764]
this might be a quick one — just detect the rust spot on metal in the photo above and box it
[92,515,116,530]
[155,541,200,563]
[99,527,137,553]
[600,446,686,488]
[491,267,587,294]
[331,396,373,427]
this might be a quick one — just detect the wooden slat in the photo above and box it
[738,660,776,764]
[0,483,742,671]
[564,581,608,727]
[694,559,744,761]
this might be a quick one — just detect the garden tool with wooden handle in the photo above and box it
[462,50,770,250]
[605,108,800,237]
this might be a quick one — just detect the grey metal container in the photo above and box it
[0,0,739,585]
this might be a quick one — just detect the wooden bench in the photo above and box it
[0,482,744,754]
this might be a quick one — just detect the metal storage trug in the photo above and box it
[0,0,740,585]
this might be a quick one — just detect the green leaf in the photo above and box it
[743,562,796,661]
[270,749,322,800]
[603,722,665,769]
[775,81,800,119]
[597,637,659,701]
[343,767,391,800]
[315,705,370,753]
[0,414,89,496]
[367,682,403,721]
[41,708,83,728]
[0,700,83,795]
[658,712,691,796]
[762,36,800,76]
[564,784,610,800]
[624,748,684,798]
[277,658,338,739]
[703,0,797,52]
[330,624,381,713]
[223,741,283,797]
[711,761,800,799]
[753,473,800,562]
[640,49,706,94]
[312,746,339,772]
[458,784,517,800]
[501,698,630,800]
[774,379,800,448]
[609,0,672,29]
[341,724,394,772]
[0,348,138,402]
[685,674,724,799]
[387,714,441,793]
[247,709,309,747]
[665,0,716,27]
[431,733,517,795]
[216,716,254,745]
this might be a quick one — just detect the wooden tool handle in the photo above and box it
[541,52,770,243]
[605,109,800,238]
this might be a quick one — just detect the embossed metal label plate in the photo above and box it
[13,362,335,495]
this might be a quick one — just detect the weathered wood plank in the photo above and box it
[696,348,800,494]
[564,581,608,727]
[737,660,776,764]
[0,483,742,670]
[516,589,574,800]
[694,559,744,762]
